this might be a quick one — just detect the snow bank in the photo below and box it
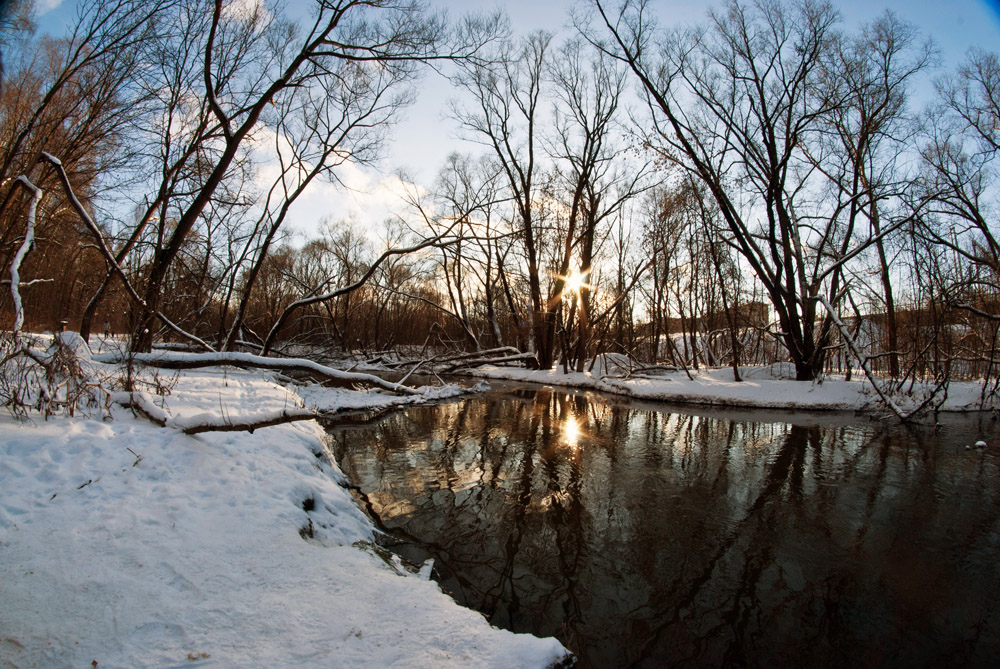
[7,340,993,666]
[50,330,93,362]
[0,367,567,668]
[463,364,998,414]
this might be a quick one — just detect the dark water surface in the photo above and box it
[328,386,1000,667]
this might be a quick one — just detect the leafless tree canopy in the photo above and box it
[2,0,998,396]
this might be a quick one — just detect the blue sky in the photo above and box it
[392,0,1000,197]
[34,0,1000,234]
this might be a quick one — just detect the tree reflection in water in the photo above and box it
[329,387,1000,668]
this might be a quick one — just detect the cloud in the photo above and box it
[38,0,63,14]
[222,0,271,22]
[286,162,430,243]
[249,128,429,244]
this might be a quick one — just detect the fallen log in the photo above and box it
[110,391,405,435]
[94,351,419,395]
[440,352,538,372]
[378,347,536,372]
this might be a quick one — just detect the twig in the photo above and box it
[820,295,945,421]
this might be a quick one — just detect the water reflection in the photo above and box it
[563,414,581,450]
[329,387,1000,667]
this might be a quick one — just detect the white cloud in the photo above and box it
[221,0,272,25]
[38,0,63,14]
[249,128,430,244]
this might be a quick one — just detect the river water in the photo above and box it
[327,385,1000,667]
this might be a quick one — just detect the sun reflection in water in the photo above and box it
[563,416,581,450]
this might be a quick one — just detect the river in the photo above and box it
[327,384,1000,667]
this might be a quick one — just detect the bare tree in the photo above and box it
[920,48,1000,315]
[548,38,652,371]
[426,153,510,350]
[584,0,924,380]
[125,0,502,352]
[0,0,171,334]
[811,12,935,378]
[451,31,554,366]
[0,0,32,85]
[218,26,418,351]
[259,221,462,356]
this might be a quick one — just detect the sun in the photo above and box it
[561,268,589,298]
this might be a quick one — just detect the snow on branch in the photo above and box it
[94,350,420,395]
[1,278,55,287]
[109,387,442,435]
[9,176,42,338]
[378,347,537,372]
[437,350,538,372]
[109,390,320,434]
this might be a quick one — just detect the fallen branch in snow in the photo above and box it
[95,351,419,395]
[628,364,681,377]
[441,352,538,372]
[423,346,523,364]
[110,390,423,435]
[378,347,537,373]
[180,410,320,435]
[110,391,322,434]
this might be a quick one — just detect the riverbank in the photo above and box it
[2,341,993,666]
[330,378,1000,667]
[460,361,998,415]
[0,363,568,668]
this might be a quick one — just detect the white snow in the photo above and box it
[4,340,997,667]
[51,330,93,362]
[93,349,423,396]
[0,363,568,668]
[462,364,998,413]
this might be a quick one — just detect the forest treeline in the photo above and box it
[1,0,998,387]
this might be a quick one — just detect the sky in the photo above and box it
[387,0,1000,186]
[34,0,1000,239]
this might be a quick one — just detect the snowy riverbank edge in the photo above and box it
[2,344,992,668]
[0,364,569,668]
[459,362,999,415]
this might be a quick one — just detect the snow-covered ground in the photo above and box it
[462,357,998,414]
[0,360,568,668]
[3,338,996,668]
